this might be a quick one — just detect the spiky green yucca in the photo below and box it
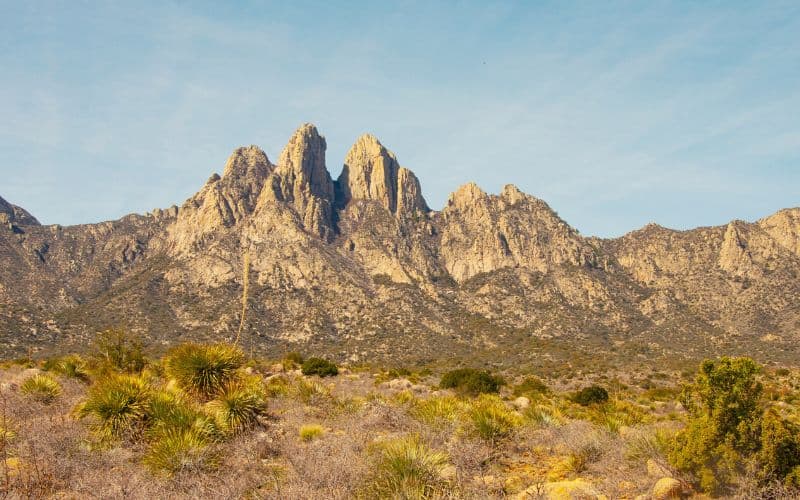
[164,343,244,399]
[76,374,150,442]
[20,373,62,403]
[143,426,218,475]
[467,395,523,443]
[361,435,450,499]
[205,377,266,435]
[43,355,90,381]
[146,390,217,441]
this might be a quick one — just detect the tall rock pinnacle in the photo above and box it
[263,123,337,240]
[337,134,427,216]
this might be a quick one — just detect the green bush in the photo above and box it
[301,357,338,377]
[572,385,609,406]
[283,351,304,367]
[164,343,244,398]
[20,373,62,403]
[92,328,146,373]
[439,368,503,396]
[669,356,800,494]
[512,376,550,398]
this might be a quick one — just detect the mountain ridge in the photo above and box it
[1,123,798,370]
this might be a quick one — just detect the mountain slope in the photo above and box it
[1,124,798,369]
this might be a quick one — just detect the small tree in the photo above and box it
[572,385,609,406]
[439,368,504,396]
[301,357,338,377]
[93,328,146,373]
[669,357,800,494]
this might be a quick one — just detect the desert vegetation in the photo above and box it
[0,331,798,498]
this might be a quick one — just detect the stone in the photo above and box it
[513,396,531,409]
[651,477,682,499]
[516,478,606,499]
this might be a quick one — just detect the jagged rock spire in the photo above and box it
[262,123,337,240]
[337,134,427,216]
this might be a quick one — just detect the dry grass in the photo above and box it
[0,352,797,498]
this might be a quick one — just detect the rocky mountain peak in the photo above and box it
[275,123,334,201]
[337,133,427,216]
[0,195,40,226]
[222,145,272,181]
[758,207,800,258]
[259,123,337,240]
[446,182,487,211]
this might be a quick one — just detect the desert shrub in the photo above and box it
[523,402,566,428]
[265,375,291,397]
[466,394,522,443]
[42,354,90,381]
[291,377,331,404]
[439,368,503,396]
[299,424,325,441]
[76,373,151,443]
[757,410,800,487]
[0,417,15,452]
[143,426,218,475]
[20,373,62,403]
[360,435,450,499]
[301,357,338,377]
[205,377,266,435]
[164,343,244,398]
[624,426,674,461]
[92,328,146,373]
[572,385,609,406]
[669,357,800,494]
[408,395,465,428]
[282,351,304,370]
[513,376,550,398]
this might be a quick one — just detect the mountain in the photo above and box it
[1,124,798,370]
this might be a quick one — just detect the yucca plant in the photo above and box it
[143,426,218,475]
[146,390,217,440]
[360,435,450,499]
[164,343,244,399]
[56,354,91,381]
[466,394,523,444]
[205,376,266,435]
[75,374,150,443]
[409,395,465,429]
[20,373,62,403]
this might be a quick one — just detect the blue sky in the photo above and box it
[1,1,799,237]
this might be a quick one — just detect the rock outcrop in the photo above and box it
[336,134,427,217]
[261,124,336,241]
[0,195,40,226]
[440,183,600,281]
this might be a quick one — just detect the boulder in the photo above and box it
[651,477,682,499]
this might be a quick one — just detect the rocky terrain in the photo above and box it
[1,123,798,368]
